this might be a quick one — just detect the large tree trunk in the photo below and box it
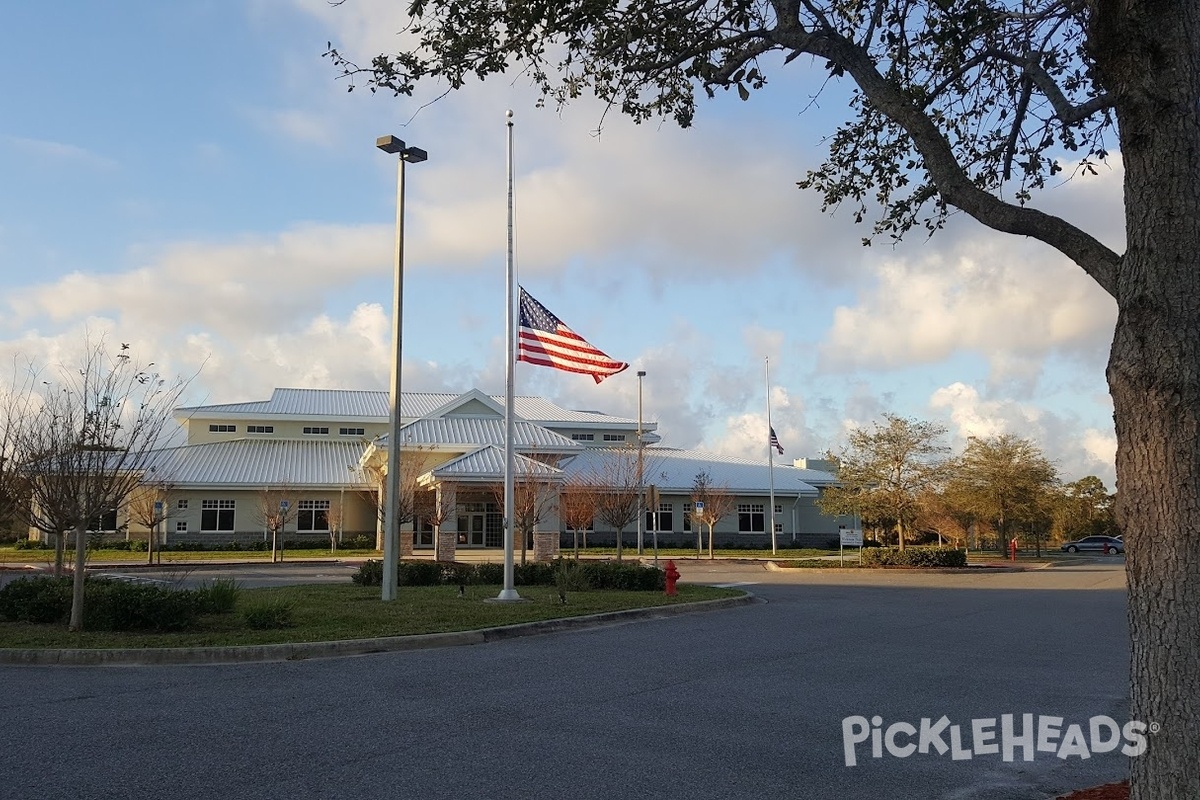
[1093,3,1200,796]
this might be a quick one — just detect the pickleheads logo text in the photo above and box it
[841,714,1149,767]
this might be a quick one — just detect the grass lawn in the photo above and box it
[0,583,742,650]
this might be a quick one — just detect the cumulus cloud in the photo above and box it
[929,381,1115,486]
[817,234,1116,387]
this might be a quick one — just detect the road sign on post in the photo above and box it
[839,528,864,566]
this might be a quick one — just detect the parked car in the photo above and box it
[1061,535,1124,554]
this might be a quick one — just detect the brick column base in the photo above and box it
[399,530,414,559]
[533,530,560,562]
[436,530,457,563]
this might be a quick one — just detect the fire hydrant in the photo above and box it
[1009,537,1018,562]
[664,560,680,596]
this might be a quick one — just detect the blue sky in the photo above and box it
[0,1,1123,486]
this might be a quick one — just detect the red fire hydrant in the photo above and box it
[664,560,680,596]
[1009,537,1018,562]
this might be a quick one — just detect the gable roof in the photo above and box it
[426,445,564,483]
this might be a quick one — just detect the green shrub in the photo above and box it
[578,561,666,591]
[0,576,73,623]
[242,601,294,629]
[13,538,52,551]
[339,535,375,550]
[440,563,476,587]
[194,578,240,614]
[513,562,557,586]
[351,560,383,586]
[471,562,505,585]
[84,580,202,631]
[397,560,443,586]
[862,546,967,568]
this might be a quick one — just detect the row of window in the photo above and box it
[569,433,628,442]
[192,498,331,532]
[208,424,366,436]
[123,498,785,535]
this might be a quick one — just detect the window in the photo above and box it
[177,499,189,510]
[303,426,329,435]
[339,427,365,436]
[208,424,236,433]
[603,433,626,442]
[201,499,235,531]
[647,502,673,531]
[571,433,595,441]
[247,425,274,434]
[297,500,330,531]
[682,503,693,532]
[774,504,784,533]
[175,521,188,533]
[89,508,118,532]
[738,503,766,533]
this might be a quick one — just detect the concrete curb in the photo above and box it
[763,560,1053,574]
[0,593,760,667]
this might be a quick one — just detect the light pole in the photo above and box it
[377,134,427,602]
[636,370,646,556]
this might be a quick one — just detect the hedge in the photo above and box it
[861,546,968,568]
[351,558,665,591]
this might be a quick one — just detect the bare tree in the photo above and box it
[591,446,644,562]
[14,339,188,631]
[361,442,432,551]
[490,452,561,565]
[125,475,177,564]
[559,472,601,560]
[255,485,297,563]
[415,483,456,558]
[690,471,735,560]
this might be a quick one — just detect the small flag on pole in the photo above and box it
[518,287,629,384]
[769,427,784,455]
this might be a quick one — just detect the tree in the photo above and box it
[947,434,1059,555]
[332,4,1200,792]
[819,415,951,550]
[690,471,735,560]
[1051,475,1119,542]
[125,474,176,564]
[559,472,601,559]
[255,485,297,563]
[13,339,187,630]
[361,443,432,551]
[592,446,643,561]
[490,452,561,565]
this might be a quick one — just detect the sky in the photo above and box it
[0,1,1123,487]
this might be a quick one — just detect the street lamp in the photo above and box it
[636,370,646,556]
[376,134,427,602]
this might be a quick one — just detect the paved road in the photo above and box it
[0,561,1128,799]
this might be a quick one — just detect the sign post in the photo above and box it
[839,527,864,566]
[694,501,705,558]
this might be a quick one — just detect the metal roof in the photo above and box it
[389,417,581,452]
[559,447,834,496]
[177,388,650,429]
[428,445,564,482]
[144,439,372,488]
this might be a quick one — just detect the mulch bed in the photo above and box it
[1057,781,1128,800]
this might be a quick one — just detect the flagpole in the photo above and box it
[766,356,778,555]
[498,109,521,601]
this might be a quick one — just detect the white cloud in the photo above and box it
[817,234,1116,387]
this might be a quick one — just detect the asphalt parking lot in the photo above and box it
[0,559,1128,800]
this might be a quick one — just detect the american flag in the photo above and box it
[518,287,629,384]
[769,427,784,455]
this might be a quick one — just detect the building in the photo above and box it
[81,387,847,559]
